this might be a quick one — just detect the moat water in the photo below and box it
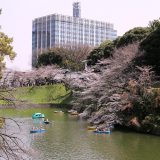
[0,107,160,160]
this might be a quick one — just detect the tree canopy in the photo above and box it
[149,18,160,31]
[140,27,160,74]
[87,40,114,65]
[116,27,151,48]
[0,11,26,160]
[37,51,62,67]
[37,45,91,71]
[0,32,15,76]
[87,27,152,66]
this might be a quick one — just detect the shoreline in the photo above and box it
[0,103,71,109]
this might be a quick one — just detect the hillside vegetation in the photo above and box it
[68,18,160,135]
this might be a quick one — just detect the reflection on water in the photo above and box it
[0,108,160,160]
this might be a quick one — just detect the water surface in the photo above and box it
[0,108,160,160]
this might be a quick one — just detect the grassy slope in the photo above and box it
[0,84,71,104]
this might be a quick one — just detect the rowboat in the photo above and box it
[32,113,45,119]
[54,111,63,113]
[87,126,96,130]
[30,129,46,134]
[93,130,111,134]
[44,121,50,124]
[70,112,79,115]
[43,120,50,124]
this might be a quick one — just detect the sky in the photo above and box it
[0,0,160,71]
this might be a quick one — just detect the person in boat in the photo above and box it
[32,127,38,131]
[96,127,102,132]
[104,127,110,132]
[40,126,43,130]
[44,118,49,122]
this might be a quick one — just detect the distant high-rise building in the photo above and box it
[32,2,117,67]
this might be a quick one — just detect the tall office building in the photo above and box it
[32,2,117,66]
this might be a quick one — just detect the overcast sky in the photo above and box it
[0,0,160,71]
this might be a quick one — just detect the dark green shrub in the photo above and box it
[140,27,160,74]
[149,18,160,31]
[87,40,114,65]
[37,51,62,66]
[116,27,150,48]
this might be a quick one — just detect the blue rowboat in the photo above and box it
[93,130,111,134]
[30,129,46,134]
[32,113,45,119]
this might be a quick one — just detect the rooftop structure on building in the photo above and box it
[73,2,81,18]
[32,1,117,67]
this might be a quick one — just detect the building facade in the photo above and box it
[32,2,117,66]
